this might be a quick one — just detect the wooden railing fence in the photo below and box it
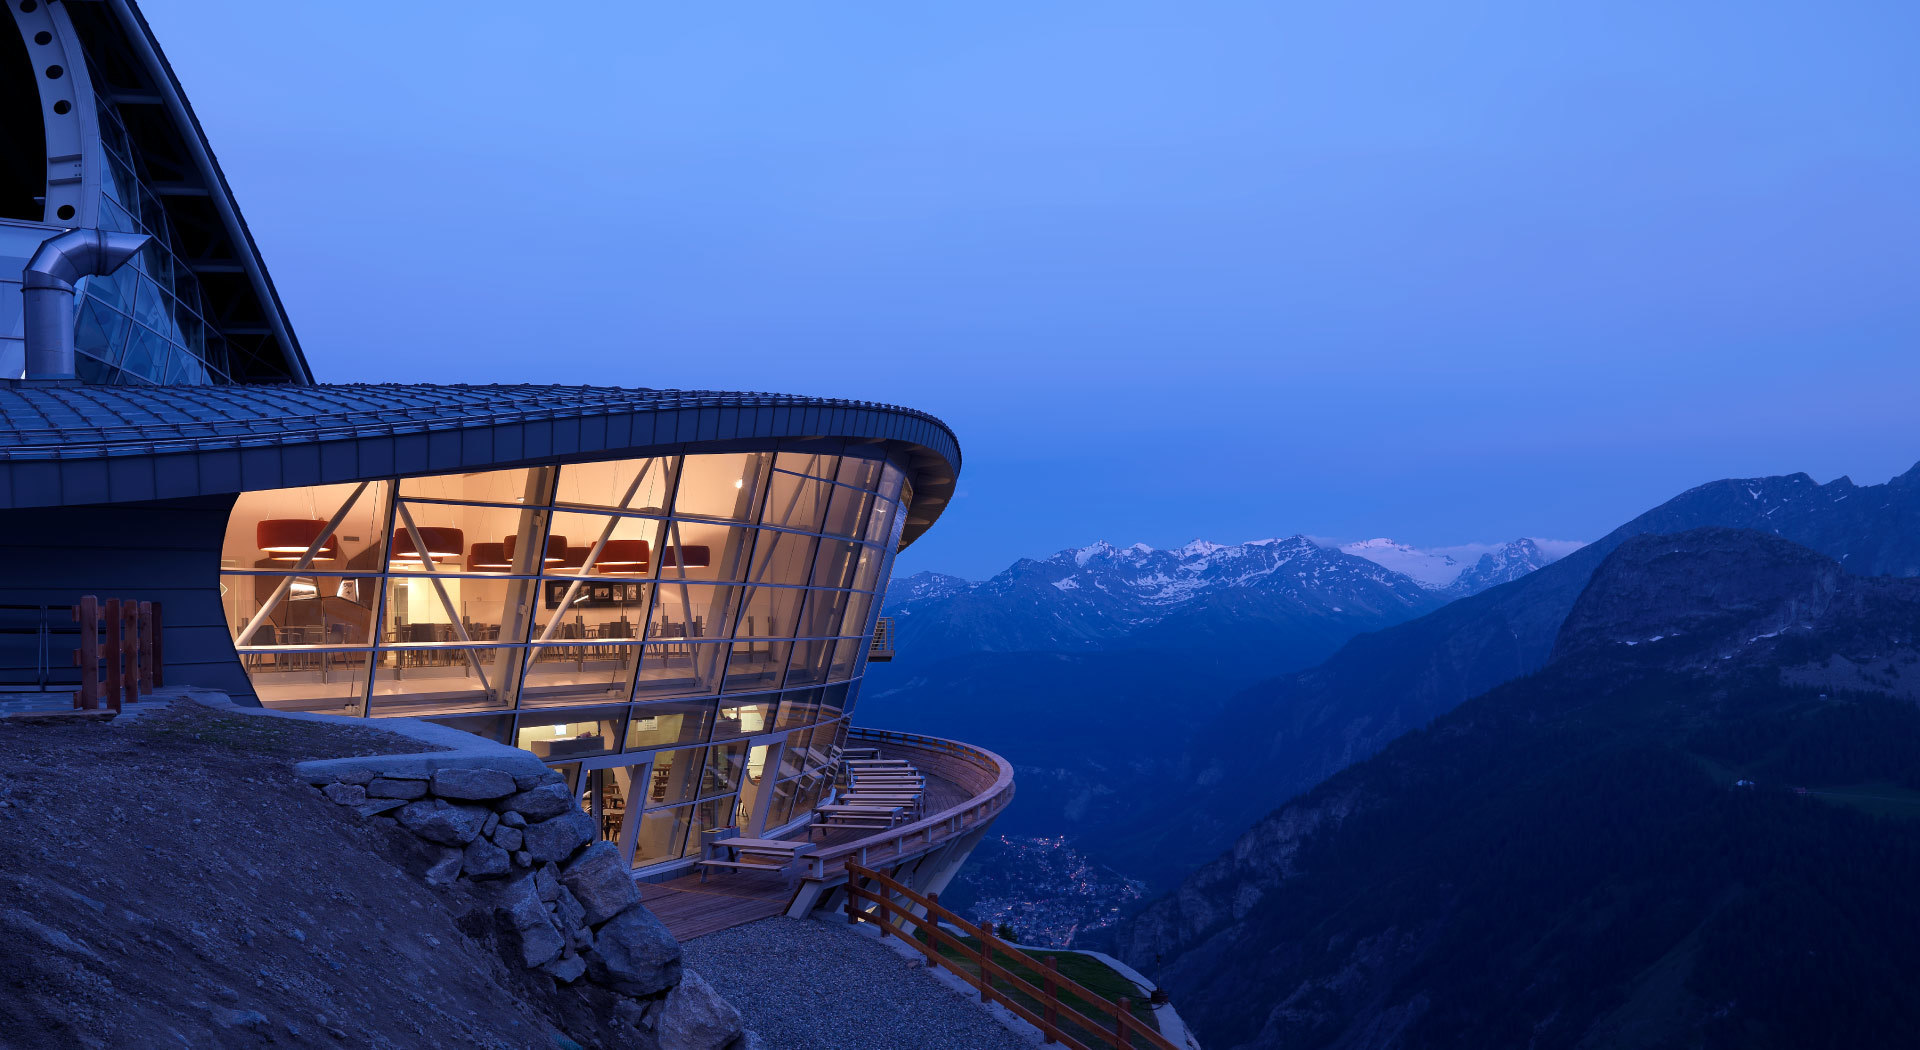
[72,596,162,712]
[844,863,1173,1050]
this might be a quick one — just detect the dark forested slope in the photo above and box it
[1113,528,1920,1050]
[1107,465,1920,885]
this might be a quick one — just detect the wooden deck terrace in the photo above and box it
[643,727,1014,941]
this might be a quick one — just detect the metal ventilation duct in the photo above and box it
[22,227,150,380]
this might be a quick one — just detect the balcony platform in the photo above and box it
[644,729,1012,941]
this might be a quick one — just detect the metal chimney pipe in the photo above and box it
[22,228,152,381]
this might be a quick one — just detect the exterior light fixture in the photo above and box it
[389,527,466,565]
[733,479,744,489]
[257,519,337,561]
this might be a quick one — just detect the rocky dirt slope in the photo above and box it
[687,916,1031,1050]
[0,699,698,1049]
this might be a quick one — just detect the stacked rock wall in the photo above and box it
[308,762,754,1050]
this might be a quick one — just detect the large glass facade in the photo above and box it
[70,61,233,385]
[219,450,907,871]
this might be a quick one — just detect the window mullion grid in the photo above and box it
[309,458,890,776]
[358,478,400,718]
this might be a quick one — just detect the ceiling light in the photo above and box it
[257,519,337,561]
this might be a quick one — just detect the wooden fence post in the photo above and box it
[71,597,99,710]
[150,601,164,688]
[1042,956,1060,1044]
[103,598,123,714]
[846,860,1180,1050]
[137,601,154,696]
[120,599,139,708]
[926,893,941,971]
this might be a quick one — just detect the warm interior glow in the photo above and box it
[256,519,337,560]
[660,545,711,569]
[220,454,906,867]
[504,534,569,566]
[389,527,465,564]
[596,539,651,571]
[467,541,510,570]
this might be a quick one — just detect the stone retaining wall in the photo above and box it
[307,760,760,1050]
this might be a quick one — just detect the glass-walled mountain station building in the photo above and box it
[0,0,1004,892]
[221,450,913,868]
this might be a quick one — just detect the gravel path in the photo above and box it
[685,915,1035,1050]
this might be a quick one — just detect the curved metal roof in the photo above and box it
[0,383,960,545]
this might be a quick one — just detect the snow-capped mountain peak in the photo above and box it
[1450,537,1565,594]
[1338,538,1466,589]
[1177,539,1228,558]
[885,534,1583,655]
[1066,540,1161,567]
[1335,536,1581,595]
[1071,541,1115,567]
[887,535,1449,648]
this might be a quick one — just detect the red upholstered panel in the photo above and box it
[503,534,569,565]
[661,545,711,568]
[390,527,465,561]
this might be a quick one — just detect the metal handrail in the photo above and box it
[798,727,1015,880]
[0,603,83,689]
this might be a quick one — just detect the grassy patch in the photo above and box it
[133,708,424,761]
[912,928,1160,1047]
[1804,781,1920,819]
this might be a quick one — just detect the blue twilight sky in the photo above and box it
[147,1,1920,580]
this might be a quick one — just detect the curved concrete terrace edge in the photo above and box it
[794,726,1016,884]
[0,383,961,545]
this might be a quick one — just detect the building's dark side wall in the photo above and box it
[0,494,257,704]
[0,20,46,220]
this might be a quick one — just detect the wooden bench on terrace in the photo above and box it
[846,785,925,800]
[843,788,923,802]
[697,836,818,882]
[832,747,929,820]
[810,803,907,835]
[842,793,924,817]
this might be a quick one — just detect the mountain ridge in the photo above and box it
[1108,526,1920,1049]
[1089,462,1920,886]
[883,534,1450,661]
[883,529,1574,644]
[1333,536,1576,594]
